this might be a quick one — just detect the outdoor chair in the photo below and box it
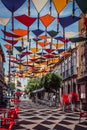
[7,109,17,119]
[15,106,20,115]
[79,111,87,122]
[0,117,15,130]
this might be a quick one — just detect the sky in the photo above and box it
[0,0,82,86]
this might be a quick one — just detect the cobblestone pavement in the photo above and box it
[13,99,87,130]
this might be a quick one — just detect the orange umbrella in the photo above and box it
[4,44,12,50]
[12,28,29,48]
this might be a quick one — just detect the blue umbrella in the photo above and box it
[1,0,26,30]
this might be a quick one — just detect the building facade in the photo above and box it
[77,14,87,110]
[52,46,78,97]
[0,44,6,106]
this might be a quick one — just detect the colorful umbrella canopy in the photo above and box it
[76,0,87,13]
[44,49,55,53]
[14,46,26,52]
[40,14,55,28]
[59,15,81,28]
[0,17,10,26]
[1,0,26,30]
[2,38,18,45]
[30,47,41,53]
[47,30,58,37]
[22,51,32,56]
[39,35,50,40]
[53,43,64,49]
[12,29,29,37]
[69,37,86,42]
[37,41,49,48]
[2,29,20,38]
[62,31,79,38]
[57,49,65,53]
[32,29,44,37]
[14,14,37,27]
[32,0,48,13]
[4,44,12,50]
[43,54,54,58]
[36,51,47,56]
[53,0,70,13]
[1,0,26,12]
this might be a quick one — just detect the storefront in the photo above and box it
[77,76,87,110]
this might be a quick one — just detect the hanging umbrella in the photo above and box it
[53,0,70,14]
[4,44,12,50]
[30,47,41,56]
[0,17,10,26]
[59,15,80,50]
[39,35,50,40]
[32,29,44,37]
[40,14,55,28]
[2,38,18,45]
[53,0,70,31]
[14,46,26,53]
[76,0,87,14]
[62,31,79,38]
[53,43,64,49]
[43,54,54,58]
[60,15,81,28]
[47,30,58,49]
[69,37,86,42]
[1,0,26,30]
[36,51,47,56]
[32,0,48,29]
[14,14,37,48]
[32,29,44,50]
[0,17,10,38]
[45,48,55,53]
[37,41,49,48]
[14,14,37,27]
[2,29,21,38]
[12,28,29,48]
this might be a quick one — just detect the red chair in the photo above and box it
[0,118,15,130]
[11,98,20,104]
[79,111,87,122]
[14,106,19,117]
[7,109,17,119]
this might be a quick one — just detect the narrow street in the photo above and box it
[13,99,87,130]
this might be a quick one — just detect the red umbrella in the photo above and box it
[13,91,23,96]
[62,94,69,104]
[69,92,78,102]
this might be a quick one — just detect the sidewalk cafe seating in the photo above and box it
[11,98,20,104]
[79,111,87,122]
[14,106,19,117]
[0,117,15,130]
[8,109,18,119]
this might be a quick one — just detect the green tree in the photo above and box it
[41,72,62,92]
[9,82,15,90]
[41,72,62,106]
[25,77,42,94]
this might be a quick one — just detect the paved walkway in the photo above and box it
[13,99,87,130]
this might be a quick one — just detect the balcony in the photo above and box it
[62,67,77,80]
